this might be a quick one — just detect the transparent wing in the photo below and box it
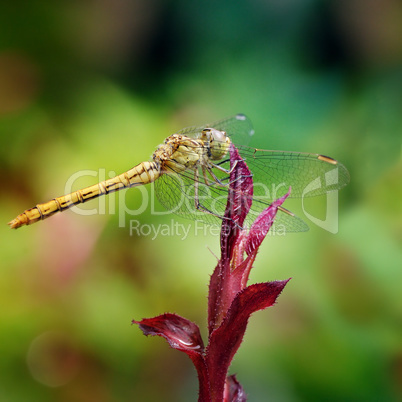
[177,113,255,146]
[178,114,349,198]
[155,161,309,232]
[160,114,349,232]
[154,164,229,227]
[236,145,350,199]
[161,140,349,200]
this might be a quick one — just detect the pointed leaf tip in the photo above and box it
[206,280,290,399]
[245,189,291,256]
[222,279,291,334]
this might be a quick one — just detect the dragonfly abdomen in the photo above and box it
[8,161,160,229]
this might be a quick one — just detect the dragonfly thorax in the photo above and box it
[201,128,231,161]
[153,134,204,173]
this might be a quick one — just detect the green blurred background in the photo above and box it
[1,1,401,401]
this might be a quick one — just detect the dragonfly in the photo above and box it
[8,114,349,231]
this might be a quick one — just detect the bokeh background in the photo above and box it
[1,1,401,401]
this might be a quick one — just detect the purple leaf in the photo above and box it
[245,189,291,256]
[224,375,247,402]
[206,280,290,400]
[133,314,210,402]
[133,313,204,353]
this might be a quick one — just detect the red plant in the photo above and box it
[133,145,290,401]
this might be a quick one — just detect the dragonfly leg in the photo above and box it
[206,166,227,186]
[211,159,253,185]
[193,167,200,206]
[201,160,254,189]
[201,165,213,186]
[215,158,230,166]
[202,163,229,184]
[211,159,239,174]
[193,169,219,211]
[217,169,253,187]
[193,168,242,227]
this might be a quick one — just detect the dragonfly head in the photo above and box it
[201,128,231,161]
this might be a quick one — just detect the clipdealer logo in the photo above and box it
[63,166,342,235]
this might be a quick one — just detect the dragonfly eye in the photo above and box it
[211,129,227,143]
[208,128,230,160]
